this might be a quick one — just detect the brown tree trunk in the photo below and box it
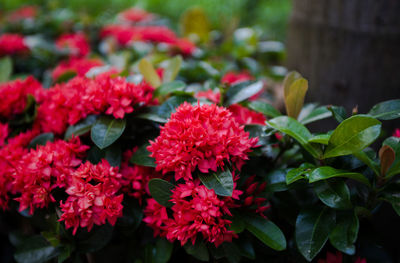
[286,0,400,116]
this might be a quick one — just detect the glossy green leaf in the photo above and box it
[154,80,186,97]
[14,235,59,263]
[104,143,122,167]
[265,169,288,192]
[184,242,209,261]
[247,100,281,118]
[353,150,380,176]
[309,134,330,145]
[329,211,359,255]
[77,224,113,253]
[368,99,400,120]
[28,133,54,149]
[157,95,196,119]
[148,179,175,207]
[224,81,263,106]
[299,106,332,125]
[90,116,126,149]
[267,116,322,159]
[199,170,233,197]
[383,137,400,178]
[0,56,12,82]
[324,115,381,159]
[138,58,161,88]
[328,106,347,123]
[153,238,173,263]
[313,180,352,209]
[162,56,182,83]
[286,163,315,184]
[244,215,287,251]
[309,166,370,187]
[295,208,336,261]
[64,115,97,140]
[130,143,156,167]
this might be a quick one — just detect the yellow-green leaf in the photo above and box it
[138,58,161,88]
[285,78,308,119]
[180,7,210,43]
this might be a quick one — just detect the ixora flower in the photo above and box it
[0,33,29,56]
[7,6,37,22]
[221,71,254,86]
[227,104,266,125]
[0,76,43,118]
[59,160,123,235]
[147,102,258,181]
[144,180,240,246]
[52,57,104,80]
[118,7,154,23]
[55,32,91,58]
[35,74,155,134]
[393,128,400,138]
[318,251,366,263]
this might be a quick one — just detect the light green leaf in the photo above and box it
[309,166,370,187]
[0,56,12,82]
[299,106,332,125]
[247,100,281,118]
[138,58,161,88]
[309,134,331,145]
[162,56,182,83]
[224,81,263,106]
[154,80,186,97]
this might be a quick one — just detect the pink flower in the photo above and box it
[8,6,37,22]
[195,90,221,104]
[118,8,154,23]
[55,32,90,58]
[148,102,258,181]
[227,104,266,125]
[393,128,400,138]
[221,71,253,86]
[52,57,103,80]
[0,34,29,56]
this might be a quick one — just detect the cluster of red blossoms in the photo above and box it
[55,32,91,58]
[52,57,103,80]
[118,7,154,23]
[0,33,29,56]
[318,251,366,263]
[35,73,156,134]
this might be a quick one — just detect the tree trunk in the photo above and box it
[286,0,400,117]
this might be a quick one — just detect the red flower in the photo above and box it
[0,123,9,147]
[195,90,221,104]
[318,251,367,263]
[171,38,196,56]
[8,6,37,22]
[393,128,400,138]
[227,104,266,125]
[118,8,154,23]
[221,71,253,86]
[240,175,269,215]
[0,34,29,56]
[143,180,240,246]
[52,57,103,80]
[59,160,123,235]
[148,102,258,181]
[56,32,90,58]
[0,76,43,118]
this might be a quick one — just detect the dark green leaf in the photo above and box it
[295,208,336,261]
[368,99,400,120]
[299,106,332,125]
[91,116,126,149]
[28,133,54,149]
[199,170,234,197]
[157,95,196,119]
[104,143,122,167]
[77,224,113,253]
[230,214,246,234]
[313,180,352,209]
[57,245,73,263]
[247,100,281,118]
[184,242,209,261]
[324,115,381,159]
[130,143,156,167]
[265,169,288,192]
[353,150,380,176]
[0,56,12,82]
[153,238,173,263]
[222,243,241,263]
[148,179,175,207]
[329,211,359,255]
[309,166,370,187]
[154,80,186,97]
[244,215,287,251]
[225,81,263,106]
[64,115,97,140]
[328,106,347,123]
[267,116,322,159]
[235,237,255,260]
[14,235,59,263]
[286,163,315,184]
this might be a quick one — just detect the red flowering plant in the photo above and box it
[0,5,400,263]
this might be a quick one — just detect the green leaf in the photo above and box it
[64,115,97,140]
[222,243,241,263]
[14,235,59,263]
[283,71,302,99]
[28,133,54,149]
[265,169,288,192]
[155,95,196,120]
[230,215,246,234]
[267,116,322,159]
[153,238,173,263]
[130,143,156,167]
[309,134,331,145]
[244,215,286,251]
[76,224,113,253]
[383,137,400,178]
[154,80,186,97]
[285,78,308,119]
[55,70,76,84]
[328,106,347,123]
[138,58,161,88]
[235,237,255,260]
[162,56,182,83]
[329,211,359,255]
[0,56,12,82]
[90,116,126,149]
[224,81,263,106]
[184,242,209,262]
[180,7,210,43]
[247,100,281,118]
[353,150,380,176]
[299,106,332,125]
[104,143,122,167]
[313,180,352,209]
[324,115,381,159]
[295,208,336,261]
[286,163,315,184]
[368,99,400,120]
[309,166,370,187]
[393,203,400,216]
[148,179,175,207]
[199,170,234,197]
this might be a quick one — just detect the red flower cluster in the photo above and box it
[0,123,8,147]
[228,104,266,125]
[100,25,196,55]
[13,137,88,214]
[148,102,258,181]
[0,76,43,118]
[0,33,29,56]
[195,90,221,104]
[8,6,37,22]
[118,7,154,23]
[144,180,240,246]
[318,251,366,263]
[36,74,155,134]
[221,71,253,85]
[59,160,123,235]
[240,175,269,215]
[52,57,103,80]
[55,32,90,58]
